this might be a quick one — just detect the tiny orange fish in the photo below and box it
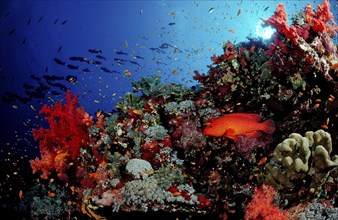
[203,113,275,141]
[331,63,338,70]
[54,151,70,163]
[19,190,23,200]
[48,191,56,198]
[228,29,236,33]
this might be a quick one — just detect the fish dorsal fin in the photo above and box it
[209,117,218,122]
[226,113,262,122]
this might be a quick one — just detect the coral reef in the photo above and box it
[25,0,338,219]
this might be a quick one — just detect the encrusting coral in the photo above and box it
[265,129,338,195]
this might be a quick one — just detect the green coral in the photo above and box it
[153,167,184,189]
[145,125,168,141]
[24,183,73,219]
[132,76,191,101]
[132,76,163,97]
[288,73,306,90]
[116,92,145,111]
[265,130,338,194]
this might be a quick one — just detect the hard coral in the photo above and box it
[30,90,93,181]
[265,130,338,195]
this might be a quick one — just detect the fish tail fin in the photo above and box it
[261,119,276,134]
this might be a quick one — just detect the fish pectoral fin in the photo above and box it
[223,128,238,140]
[244,131,262,139]
[227,134,239,141]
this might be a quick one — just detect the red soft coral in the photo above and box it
[262,4,299,44]
[304,0,337,35]
[30,90,93,181]
[244,184,288,220]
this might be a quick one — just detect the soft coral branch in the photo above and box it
[244,184,288,220]
[30,90,93,181]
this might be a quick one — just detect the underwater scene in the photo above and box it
[0,0,338,219]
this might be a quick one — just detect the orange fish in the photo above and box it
[203,113,275,141]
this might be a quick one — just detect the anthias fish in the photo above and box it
[203,113,275,141]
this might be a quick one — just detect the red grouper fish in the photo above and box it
[203,113,275,141]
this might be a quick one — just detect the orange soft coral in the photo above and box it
[30,90,93,181]
[244,184,288,220]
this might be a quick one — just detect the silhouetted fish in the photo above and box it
[37,17,43,23]
[22,38,27,45]
[1,92,19,103]
[54,18,59,24]
[96,55,106,60]
[30,74,41,81]
[53,58,66,65]
[113,58,127,62]
[116,51,128,55]
[82,68,93,73]
[129,60,140,66]
[53,83,68,92]
[4,12,10,18]
[69,56,87,62]
[1,92,31,104]
[61,20,68,25]
[168,22,176,26]
[67,64,79,70]
[88,49,102,54]
[159,43,172,49]
[87,60,101,65]
[8,29,16,36]
[50,91,61,96]
[43,74,64,81]
[100,67,113,73]
[57,45,62,52]
[27,17,32,25]
[134,55,144,59]
[150,47,165,53]
[25,90,45,99]
[22,83,35,90]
